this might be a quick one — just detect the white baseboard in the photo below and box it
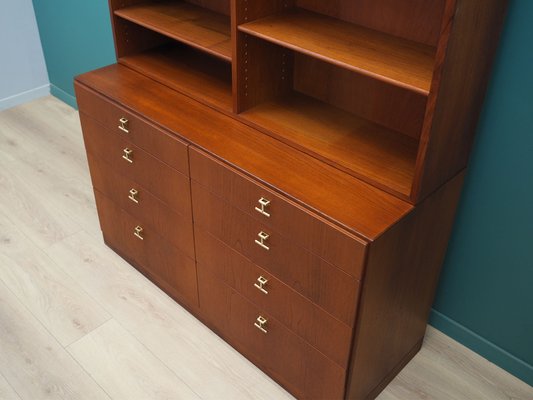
[0,84,51,111]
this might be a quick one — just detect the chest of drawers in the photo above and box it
[74,1,506,397]
[75,69,465,399]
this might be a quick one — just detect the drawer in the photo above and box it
[192,182,359,326]
[75,82,189,175]
[198,268,346,400]
[81,113,190,215]
[195,228,353,368]
[94,191,198,308]
[87,153,194,258]
[190,148,366,278]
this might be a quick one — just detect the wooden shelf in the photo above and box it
[119,45,232,113]
[115,1,231,62]
[241,92,418,197]
[239,9,436,95]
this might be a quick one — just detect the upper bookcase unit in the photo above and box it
[110,0,232,112]
[107,0,507,204]
[233,0,507,202]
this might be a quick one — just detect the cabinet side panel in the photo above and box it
[412,0,508,202]
[346,171,465,399]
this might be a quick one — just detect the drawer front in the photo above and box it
[192,182,359,326]
[198,268,346,400]
[87,153,194,258]
[196,228,353,368]
[94,191,198,308]
[76,82,189,175]
[81,113,190,215]
[190,148,366,278]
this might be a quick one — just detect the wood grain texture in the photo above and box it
[94,191,199,308]
[68,319,201,400]
[115,1,232,61]
[241,91,418,198]
[0,97,100,240]
[198,268,346,400]
[186,0,230,16]
[412,0,509,201]
[75,67,413,240]
[295,0,446,46]
[80,113,191,214]
[195,228,353,368]
[235,32,294,112]
[0,216,110,346]
[47,230,295,400]
[87,153,194,257]
[120,45,233,113]
[190,148,367,275]
[238,8,436,94]
[192,181,360,326]
[293,53,427,139]
[346,172,465,399]
[2,96,532,400]
[76,83,190,176]
[0,374,20,400]
[0,279,110,400]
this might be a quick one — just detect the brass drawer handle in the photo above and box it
[254,276,269,294]
[122,148,133,163]
[134,225,144,240]
[255,197,271,217]
[254,316,268,334]
[118,117,129,133]
[255,231,270,250]
[128,188,139,204]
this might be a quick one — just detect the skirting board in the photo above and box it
[50,84,78,109]
[0,84,50,112]
[429,309,533,387]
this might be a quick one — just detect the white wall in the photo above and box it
[0,0,49,111]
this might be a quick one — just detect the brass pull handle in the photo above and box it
[254,276,269,294]
[254,316,268,334]
[122,148,133,163]
[255,197,271,217]
[118,117,129,133]
[134,225,144,240]
[255,231,270,250]
[128,188,139,204]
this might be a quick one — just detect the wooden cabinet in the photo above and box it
[75,0,507,398]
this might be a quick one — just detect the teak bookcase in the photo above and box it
[74,1,508,398]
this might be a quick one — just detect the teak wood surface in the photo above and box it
[239,9,436,94]
[73,0,510,398]
[1,97,531,400]
[198,267,347,399]
[95,191,199,309]
[80,113,190,215]
[87,153,195,258]
[195,228,354,369]
[114,1,232,61]
[75,70,413,241]
[192,180,360,327]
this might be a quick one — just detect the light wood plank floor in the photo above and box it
[0,96,531,400]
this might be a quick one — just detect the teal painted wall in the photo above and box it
[32,0,533,386]
[31,0,115,108]
[430,0,533,385]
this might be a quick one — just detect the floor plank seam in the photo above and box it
[0,371,22,400]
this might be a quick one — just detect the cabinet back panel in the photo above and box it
[185,0,230,16]
[294,54,426,139]
[295,0,446,46]
[113,17,171,58]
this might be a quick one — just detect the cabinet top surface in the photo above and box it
[76,64,413,241]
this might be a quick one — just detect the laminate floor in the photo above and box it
[0,96,531,400]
